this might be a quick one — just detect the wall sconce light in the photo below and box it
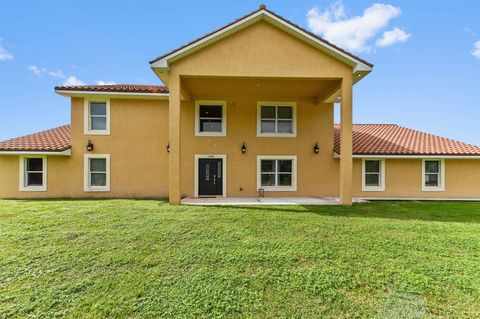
[241,142,247,154]
[313,143,319,154]
[86,140,94,152]
[166,143,170,153]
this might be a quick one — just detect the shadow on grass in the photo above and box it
[212,201,480,224]
[2,199,480,224]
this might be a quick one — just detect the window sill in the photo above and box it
[84,187,110,192]
[260,186,297,192]
[195,132,226,137]
[84,130,110,136]
[421,187,445,192]
[257,133,296,138]
[19,187,47,192]
[362,186,385,192]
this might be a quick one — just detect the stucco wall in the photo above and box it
[179,97,338,197]
[0,98,169,199]
[168,21,353,79]
[0,155,73,199]
[352,158,480,198]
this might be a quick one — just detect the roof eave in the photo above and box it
[55,90,170,100]
[0,148,71,156]
[334,153,480,159]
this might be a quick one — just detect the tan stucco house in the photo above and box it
[1,5,480,205]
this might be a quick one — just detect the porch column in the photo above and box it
[340,76,353,205]
[168,75,181,204]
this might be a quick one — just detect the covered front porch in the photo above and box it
[168,75,354,205]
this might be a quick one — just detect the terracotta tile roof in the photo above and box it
[334,124,480,156]
[149,5,373,68]
[55,84,169,94]
[0,125,71,152]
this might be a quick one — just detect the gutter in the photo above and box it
[0,149,71,156]
[333,152,480,159]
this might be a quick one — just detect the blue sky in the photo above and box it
[1,0,480,144]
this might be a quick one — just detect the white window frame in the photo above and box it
[422,159,445,192]
[84,154,110,192]
[257,155,297,191]
[84,98,110,135]
[195,100,227,137]
[19,156,47,192]
[362,158,385,192]
[194,154,227,198]
[257,102,297,137]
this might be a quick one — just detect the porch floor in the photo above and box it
[181,197,343,206]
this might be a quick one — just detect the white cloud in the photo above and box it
[0,45,13,61]
[376,27,411,47]
[63,76,85,86]
[48,70,65,78]
[29,66,67,79]
[307,1,408,52]
[472,41,480,59]
[28,65,47,76]
[96,80,116,85]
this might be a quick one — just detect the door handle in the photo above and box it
[213,174,216,184]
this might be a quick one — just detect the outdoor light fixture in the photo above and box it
[241,142,247,154]
[166,143,170,153]
[313,143,319,154]
[86,140,94,152]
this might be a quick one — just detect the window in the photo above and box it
[257,156,297,191]
[19,156,47,191]
[257,102,296,137]
[195,100,226,136]
[84,99,110,135]
[84,154,110,191]
[362,159,385,191]
[422,159,445,191]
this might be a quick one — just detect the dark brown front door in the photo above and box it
[198,159,223,196]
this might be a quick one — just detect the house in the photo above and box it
[1,5,480,205]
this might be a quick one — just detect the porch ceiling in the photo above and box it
[182,76,341,102]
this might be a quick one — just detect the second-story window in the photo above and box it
[84,99,110,135]
[90,102,107,130]
[257,102,296,137]
[195,100,226,136]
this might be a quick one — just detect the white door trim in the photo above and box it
[194,154,227,198]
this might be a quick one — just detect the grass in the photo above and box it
[1,200,480,318]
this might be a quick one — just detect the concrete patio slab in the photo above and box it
[181,197,341,206]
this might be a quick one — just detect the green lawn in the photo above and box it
[1,200,480,318]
